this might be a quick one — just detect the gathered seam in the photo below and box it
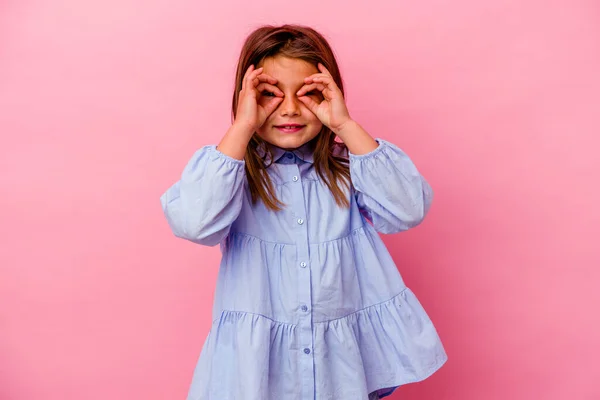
[211,287,408,326]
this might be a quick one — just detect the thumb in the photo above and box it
[298,96,319,115]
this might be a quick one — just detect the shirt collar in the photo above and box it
[258,140,315,164]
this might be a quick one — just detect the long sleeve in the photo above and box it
[349,138,433,234]
[160,145,246,246]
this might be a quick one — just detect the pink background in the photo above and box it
[1,0,599,399]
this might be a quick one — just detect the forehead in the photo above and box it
[257,56,318,85]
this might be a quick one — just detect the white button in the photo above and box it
[300,262,307,268]
[292,176,299,182]
[297,218,304,225]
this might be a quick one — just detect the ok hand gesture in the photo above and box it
[296,63,352,134]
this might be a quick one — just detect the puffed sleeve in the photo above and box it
[350,138,433,234]
[160,145,246,246]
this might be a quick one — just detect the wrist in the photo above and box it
[332,119,379,155]
[217,123,255,160]
[332,119,357,137]
[231,121,256,138]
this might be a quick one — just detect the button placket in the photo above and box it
[287,162,315,398]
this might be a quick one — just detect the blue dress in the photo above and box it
[160,138,447,400]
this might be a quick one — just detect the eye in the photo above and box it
[262,91,275,97]
[305,91,320,97]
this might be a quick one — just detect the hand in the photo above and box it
[296,63,352,133]
[235,65,284,132]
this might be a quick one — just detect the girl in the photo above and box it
[161,24,447,400]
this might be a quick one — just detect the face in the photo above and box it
[255,55,324,150]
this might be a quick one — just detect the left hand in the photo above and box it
[297,63,352,133]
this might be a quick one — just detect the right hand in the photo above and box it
[234,65,284,132]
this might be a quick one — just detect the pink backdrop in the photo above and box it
[1,1,599,399]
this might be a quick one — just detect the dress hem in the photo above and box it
[370,352,448,398]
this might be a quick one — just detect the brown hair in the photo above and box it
[231,24,351,211]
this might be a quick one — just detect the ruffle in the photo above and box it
[186,287,447,400]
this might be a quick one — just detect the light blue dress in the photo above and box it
[160,138,447,400]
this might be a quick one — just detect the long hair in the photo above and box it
[232,24,351,211]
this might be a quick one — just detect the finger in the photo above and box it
[306,76,336,90]
[299,84,334,101]
[318,63,332,76]
[244,67,264,90]
[252,73,278,88]
[304,76,338,93]
[311,76,333,84]
[248,68,264,86]
[262,96,284,116]
[298,95,320,114]
[304,73,328,82]
[242,65,256,91]
[305,77,340,99]
[258,73,278,84]
[304,70,332,80]
[256,82,284,97]
[322,88,336,100]
[306,79,335,90]
[296,83,327,96]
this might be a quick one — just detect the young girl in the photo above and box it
[161,24,447,400]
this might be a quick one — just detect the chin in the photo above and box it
[259,129,320,150]
[272,136,310,149]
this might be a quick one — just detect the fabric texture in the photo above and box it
[160,138,447,400]
[368,390,380,400]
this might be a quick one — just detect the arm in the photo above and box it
[160,145,246,246]
[160,124,252,246]
[160,64,284,245]
[336,120,433,234]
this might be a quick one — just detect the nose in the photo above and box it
[279,92,301,116]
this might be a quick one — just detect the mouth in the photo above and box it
[274,124,305,133]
